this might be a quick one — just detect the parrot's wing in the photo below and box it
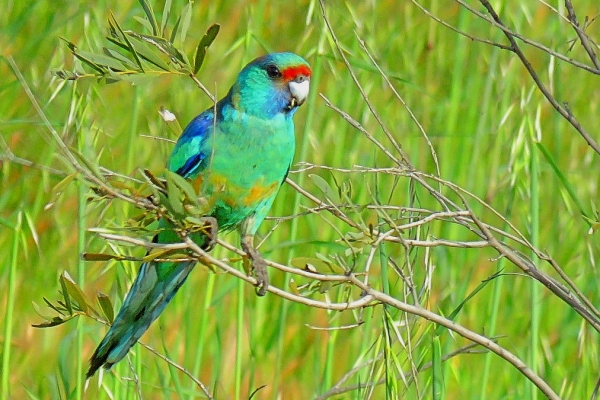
[167,109,215,178]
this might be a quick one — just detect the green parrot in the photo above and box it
[86,52,311,378]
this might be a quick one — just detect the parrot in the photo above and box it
[86,52,311,378]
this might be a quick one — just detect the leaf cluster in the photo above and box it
[54,0,219,84]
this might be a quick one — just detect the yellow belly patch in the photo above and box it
[206,173,279,208]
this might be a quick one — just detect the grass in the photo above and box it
[1,0,600,399]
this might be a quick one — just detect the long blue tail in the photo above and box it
[86,259,195,378]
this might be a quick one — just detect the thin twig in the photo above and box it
[564,0,600,70]
[474,0,600,155]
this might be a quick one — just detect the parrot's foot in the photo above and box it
[241,235,268,296]
[199,216,218,251]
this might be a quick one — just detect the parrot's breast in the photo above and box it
[200,112,295,231]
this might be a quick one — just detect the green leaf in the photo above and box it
[290,257,345,274]
[59,273,73,315]
[71,148,102,180]
[161,0,173,38]
[97,292,114,324]
[42,297,66,315]
[434,270,503,336]
[53,69,80,80]
[163,174,185,217]
[103,47,139,70]
[536,142,590,223]
[126,31,186,67]
[133,15,155,34]
[101,70,123,84]
[75,50,128,71]
[31,315,75,328]
[316,253,345,273]
[31,314,77,328]
[32,301,56,321]
[317,281,331,294]
[82,252,127,261]
[51,171,78,198]
[60,38,105,74]
[309,174,341,203]
[121,35,172,71]
[432,335,445,399]
[289,278,300,295]
[179,1,193,45]
[142,249,171,263]
[61,271,89,314]
[170,14,181,43]
[165,170,199,207]
[138,0,158,35]
[193,24,220,74]
[109,13,144,71]
[143,168,167,191]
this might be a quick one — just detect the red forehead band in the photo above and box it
[282,65,312,81]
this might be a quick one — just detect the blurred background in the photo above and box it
[1,0,599,398]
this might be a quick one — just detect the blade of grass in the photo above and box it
[1,211,21,400]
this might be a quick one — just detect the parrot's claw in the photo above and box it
[252,256,268,296]
[200,216,218,251]
[241,235,269,296]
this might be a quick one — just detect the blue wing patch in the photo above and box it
[175,153,205,178]
[168,109,215,178]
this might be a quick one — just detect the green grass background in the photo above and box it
[1,0,599,399]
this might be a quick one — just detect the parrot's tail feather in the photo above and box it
[86,260,195,378]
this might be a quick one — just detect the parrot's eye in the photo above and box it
[265,64,282,79]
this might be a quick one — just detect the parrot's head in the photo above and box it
[229,52,312,118]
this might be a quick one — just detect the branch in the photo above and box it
[475,0,600,155]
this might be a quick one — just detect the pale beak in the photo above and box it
[289,77,310,108]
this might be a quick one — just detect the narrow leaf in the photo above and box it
[170,14,182,43]
[75,50,128,71]
[166,173,185,216]
[138,0,158,35]
[32,301,56,321]
[536,142,590,222]
[126,31,186,66]
[309,174,341,203]
[110,13,144,71]
[52,172,78,195]
[434,270,503,336]
[60,38,105,74]
[59,273,73,315]
[161,0,173,37]
[179,1,193,45]
[97,292,115,324]
[71,148,102,180]
[42,297,66,315]
[133,16,154,34]
[61,271,89,314]
[82,252,126,261]
[143,168,167,191]
[32,314,78,328]
[142,249,172,263]
[103,47,139,69]
[432,335,444,399]
[193,24,220,74]
[165,170,199,207]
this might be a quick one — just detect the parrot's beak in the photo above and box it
[289,77,310,108]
